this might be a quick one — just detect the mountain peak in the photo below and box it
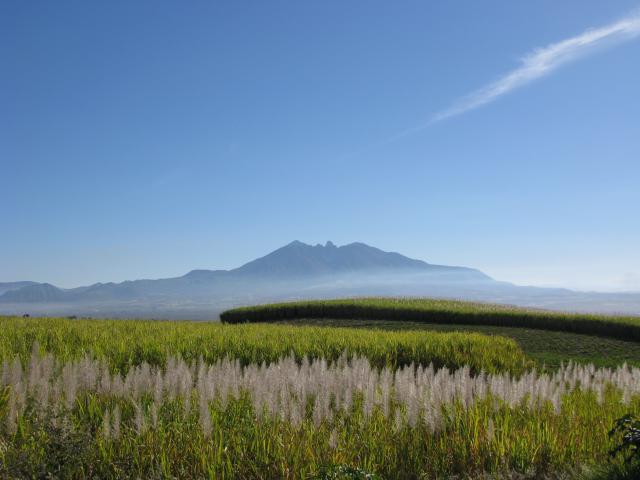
[231,240,431,277]
[0,240,493,308]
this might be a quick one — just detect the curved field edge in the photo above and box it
[220,297,640,342]
[0,316,528,374]
[276,318,640,369]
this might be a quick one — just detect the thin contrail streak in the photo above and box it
[389,9,640,141]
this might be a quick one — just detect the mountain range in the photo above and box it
[1,241,639,319]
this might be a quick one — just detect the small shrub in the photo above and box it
[609,414,640,463]
[313,464,382,480]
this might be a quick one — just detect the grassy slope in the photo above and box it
[0,316,528,374]
[221,297,640,368]
[220,297,640,342]
[280,318,640,369]
[2,311,640,477]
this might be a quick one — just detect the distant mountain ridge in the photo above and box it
[0,241,490,304]
[227,240,489,278]
[0,281,40,296]
[2,240,639,319]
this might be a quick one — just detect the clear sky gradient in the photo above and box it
[2,1,640,291]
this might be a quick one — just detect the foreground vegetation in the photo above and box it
[0,316,526,374]
[2,305,640,479]
[220,298,640,342]
[280,318,640,369]
[2,346,640,479]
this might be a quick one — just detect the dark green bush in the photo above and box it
[610,414,640,464]
[312,465,382,480]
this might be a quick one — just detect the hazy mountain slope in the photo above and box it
[1,240,639,318]
[0,281,39,295]
[231,241,429,276]
[0,241,492,304]
[0,283,67,302]
[231,241,490,279]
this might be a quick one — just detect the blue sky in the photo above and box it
[2,1,640,291]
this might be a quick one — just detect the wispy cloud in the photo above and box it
[338,10,640,158]
[421,10,640,130]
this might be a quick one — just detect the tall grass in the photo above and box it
[0,316,528,374]
[220,297,640,341]
[1,347,639,479]
[3,315,638,478]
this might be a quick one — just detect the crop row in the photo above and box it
[1,348,639,478]
[0,317,528,374]
[220,297,640,341]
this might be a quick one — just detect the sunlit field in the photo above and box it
[2,312,640,478]
[220,297,640,341]
[276,318,640,369]
[0,316,526,374]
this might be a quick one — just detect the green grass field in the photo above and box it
[0,316,527,374]
[3,298,640,479]
[220,297,640,342]
[278,318,640,369]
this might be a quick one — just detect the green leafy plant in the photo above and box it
[609,414,640,463]
[312,464,382,480]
